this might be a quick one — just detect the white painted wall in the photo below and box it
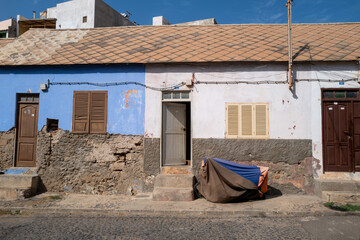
[47,0,96,29]
[296,62,360,178]
[46,0,133,29]
[145,63,313,139]
[145,62,360,178]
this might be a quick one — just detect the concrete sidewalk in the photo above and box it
[0,193,358,217]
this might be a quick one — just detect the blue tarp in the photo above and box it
[4,168,37,175]
[204,158,261,186]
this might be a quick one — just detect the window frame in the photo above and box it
[225,103,269,139]
[72,90,108,134]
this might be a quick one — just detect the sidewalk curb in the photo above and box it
[1,206,360,218]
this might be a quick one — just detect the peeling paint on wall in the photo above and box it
[145,132,154,138]
[123,90,138,109]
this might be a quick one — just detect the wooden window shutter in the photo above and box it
[89,91,107,133]
[241,105,252,136]
[255,104,267,136]
[227,104,239,137]
[73,91,90,133]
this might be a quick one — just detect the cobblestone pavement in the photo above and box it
[0,213,359,239]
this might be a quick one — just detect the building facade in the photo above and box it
[0,23,359,196]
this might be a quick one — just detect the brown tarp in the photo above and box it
[196,158,260,203]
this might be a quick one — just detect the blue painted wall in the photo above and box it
[0,64,145,135]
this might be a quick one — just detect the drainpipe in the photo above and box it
[357,57,360,83]
[286,0,293,89]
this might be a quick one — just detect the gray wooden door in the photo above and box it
[162,103,186,165]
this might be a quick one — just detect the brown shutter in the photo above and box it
[73,91,90,133]
[227,104,239,137]
[241,105,252,136]
[89,91,107,133]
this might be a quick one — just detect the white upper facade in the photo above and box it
[46,0,134,29]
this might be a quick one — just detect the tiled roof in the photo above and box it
[0,23,359,66]
[0,38,15,49]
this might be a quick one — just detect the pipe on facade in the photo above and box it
[286,0,293,89]
[357,58,360,82]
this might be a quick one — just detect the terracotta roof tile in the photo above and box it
[0,23,360,66]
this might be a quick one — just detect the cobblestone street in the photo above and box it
[1,213,359,239]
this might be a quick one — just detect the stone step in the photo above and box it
[322,191,360,204]
[315,179,360,196]
[0,187,33,201]
[161,166,192,175]
[152,187,194,201]
[154,174,195,188]
[0,175,38,189]
[132,193,153,201]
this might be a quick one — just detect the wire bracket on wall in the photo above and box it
[47,79,186,91]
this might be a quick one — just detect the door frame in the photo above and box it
[15,93,40,167]
[160,91,192,167]
[321,88,359,173]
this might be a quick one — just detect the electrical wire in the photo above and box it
[47,72,359,89]
[47,80,186,91]
[194,78,358,85]
[195,80,287,85]
[199,72,285,80]
[295,78,358,83]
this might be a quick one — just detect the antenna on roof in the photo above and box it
[121,11,132,20]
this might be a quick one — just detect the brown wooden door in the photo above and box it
[323,102,352,172]
[353,102,360,171]
[16,103,39,167]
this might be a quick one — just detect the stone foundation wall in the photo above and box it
[192,139,314,194]
[36,129,154,195]
[143,138,161,176]
[234,158,316,194]
[143,138,315,194]
[0,129,15,170]
[3,132,316,194]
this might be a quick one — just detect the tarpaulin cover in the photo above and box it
[196,158,269,203]
[209,158,261,186]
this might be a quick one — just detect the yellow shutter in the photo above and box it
[227,104,239,137]
[241,105,252,136]
[255,104,267,136]
[226,103,269,139]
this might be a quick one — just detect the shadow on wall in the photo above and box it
[1,64,144,75]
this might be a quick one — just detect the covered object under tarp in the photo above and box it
[196,158,269,203]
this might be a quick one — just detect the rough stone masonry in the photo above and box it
[1,127,317,195]
[0,127,155,195]
[36,128,155,195]
[0,128,15,170]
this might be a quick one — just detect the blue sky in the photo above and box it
[1,0,359,25]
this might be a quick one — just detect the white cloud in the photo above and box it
[264,0,277,8]
[269,12,285,22]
